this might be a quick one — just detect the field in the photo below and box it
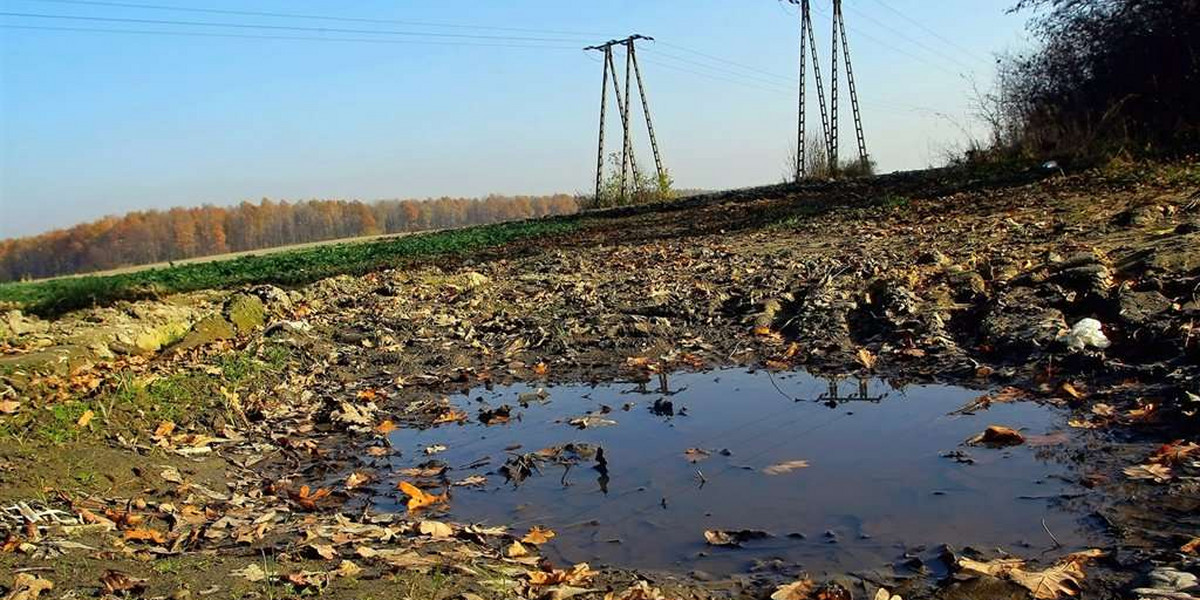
[0,218,580,316]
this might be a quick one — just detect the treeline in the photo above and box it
[0,194,580,281]
[981,0,1199,161]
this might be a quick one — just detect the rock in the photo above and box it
[1116,204,1164,227]
[1132,567,1200,599]
[1117,289,1174,328]
[224,294,266,333]
[170,315,236,352]
[249,285,292,312]
[1049,252,1113,298]
[0,345,93,379]
[980,288,1068,355]
[918,249,949,265]
[1,310,49,339]
[950,270,988,300]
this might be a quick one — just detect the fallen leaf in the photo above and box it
[544,585,597,600]
[771,579,816,600]
[418,520,453,538]
[398,481,447,511]
[1091,403,1116,417]
[453,474,488,487]
[0,400,20,414]
[123,527,168,544]
[533,362,549,376]
[1007,561,1084,599]
[522,526,556,545]
[683,448,712,463]
[152,421,175,439]
[76,409,94,427]
[874,589,902,600]
[856,348,877,370]
[290,485,333,511]
[231,563,268,582]
[968,425,1025,447]
[958,556,1026,576]
[374,420,397,435]
[704,529,770,547]
[1181,537,1200,554]
[424,444,448,455]
[345,471,372,489]
[1124,463,1173,482]
[306,543,338,560]
[527,563,596,587]
[433,409,469,424]
[5,574,54,600]
[1058,382,1086,399]
[333,560,362,578]
[603,580,666,600]
[763,460,811,475]
[1150,440,1200,466]
[506,540,530,558]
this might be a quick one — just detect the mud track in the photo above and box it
[1,161,1198,599]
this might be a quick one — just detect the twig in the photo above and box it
[695,470,707,488]
[1042,517,1063,549]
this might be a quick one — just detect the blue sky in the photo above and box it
[0,0,1029,238]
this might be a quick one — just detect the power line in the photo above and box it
[868,0,994,65]
[0,23,584,49]
[806,1,963,78]
[20,0,612,38]
[841,2,982,72]
[639,46,797,91]
[656,40,799,85]
[0,11,592,43]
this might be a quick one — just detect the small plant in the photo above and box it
[591,153,675,208]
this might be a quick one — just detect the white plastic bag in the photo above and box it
[1058,318,1111,351]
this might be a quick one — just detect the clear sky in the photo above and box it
[0,0,1030,238]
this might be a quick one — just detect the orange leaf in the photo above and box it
[374,420,397,435]
[76,409,95,428]
[522,525,556,545]
[433,410,468,425]
[398,481,445,511]
[123,528,167,544]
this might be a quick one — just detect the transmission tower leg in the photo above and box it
[621,43,635,201]
[797,0,808,182]
[628,42,664,185]
[830,0,840,177]
[804,9,831,172]
[595,49,610,203]
[837,5,869,169]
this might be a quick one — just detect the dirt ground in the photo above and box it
[1,159,1198,600]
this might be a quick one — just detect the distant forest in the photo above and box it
[0,194,580,281]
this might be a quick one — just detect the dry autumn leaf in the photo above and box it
[683,448,712,463]
[433,409,468,424]
[857,348,877,370]
[522,525,556,545]
[1150,440,1200,465]
[1008,561,1085,599]
[76,409,94,427]
[291,485,333,511]
[763,460,811,475]
[1181,537,1200,554]
[344,471,371,489]
[123,527,168,544]
[0,400,20,414]
[968,425,1025,447]
[398,481,446,511]
[604,580,666,600]
[959,556,1026,576]
[1124,463,1172,482]
[417,520,453,538]
[527,563,596,587]
[373,420,397,435]
[874,589,902,600]
[506,540,530,558]
[771,579,816,600]
[6,573,54,600]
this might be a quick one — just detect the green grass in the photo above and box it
[0,217,582,317]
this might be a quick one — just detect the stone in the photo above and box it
[980,287,1068,355]
[1117,289,1174,328]
[249,285,292,311]
[224,294,266,333]
[1115,204,1164,227]
[171,315,236,352]
[0,345,93,379]
[1,310,50,339]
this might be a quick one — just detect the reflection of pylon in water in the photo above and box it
[818,376,886,406]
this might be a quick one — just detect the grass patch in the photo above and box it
[2,344,292,444]
[0,217,582,317]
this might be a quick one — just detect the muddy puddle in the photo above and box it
[374,369,1099,576]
